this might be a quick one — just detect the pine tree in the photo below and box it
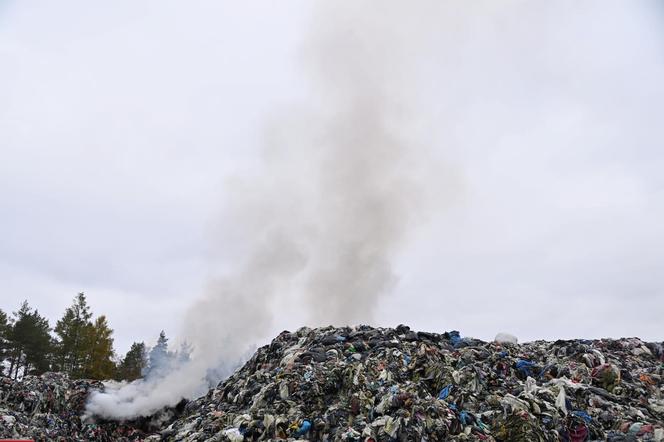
[0,309,11,374]
[6,301,53,378]
[117,342,147,381]
[145,330,172,377]
[54,292,93,377]
[22,309,53,375]
[7,301,32,378]
[82,315,116,380]
[175,340,193,364]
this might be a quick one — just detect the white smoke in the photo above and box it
[84,1,442,420]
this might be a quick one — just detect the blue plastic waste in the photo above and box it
[295,420,311,436]
[438,384,453,400]
[459,410,471,425]
[515,359,536,376]
[449,331,462,347]
[572,410,592,423]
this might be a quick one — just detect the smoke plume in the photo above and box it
[85,1,437,420]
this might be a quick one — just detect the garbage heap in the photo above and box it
[0,372,149,441]
[163,325,664,441]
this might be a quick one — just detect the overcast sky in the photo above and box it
[1,1,663,356]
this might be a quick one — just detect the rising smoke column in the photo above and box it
[85,1,434,420]
[298,1,432,325]
[301,99,415,325]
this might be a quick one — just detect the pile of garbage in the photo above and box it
[162,325,664,441]
[2,325,663,441]
[0,371,149,441]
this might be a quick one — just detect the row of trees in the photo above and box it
[0,292,175,381]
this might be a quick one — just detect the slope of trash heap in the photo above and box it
[0,372,150,441]
[163,325,664,441]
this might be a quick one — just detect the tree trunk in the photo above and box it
[8,353,15,377]
[12,356,20,379]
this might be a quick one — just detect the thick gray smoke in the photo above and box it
[85,2,436,420]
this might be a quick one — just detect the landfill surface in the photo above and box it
[2,325,664,441]
[0,371,156,440]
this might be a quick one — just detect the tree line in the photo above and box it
[0,292,179,381]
